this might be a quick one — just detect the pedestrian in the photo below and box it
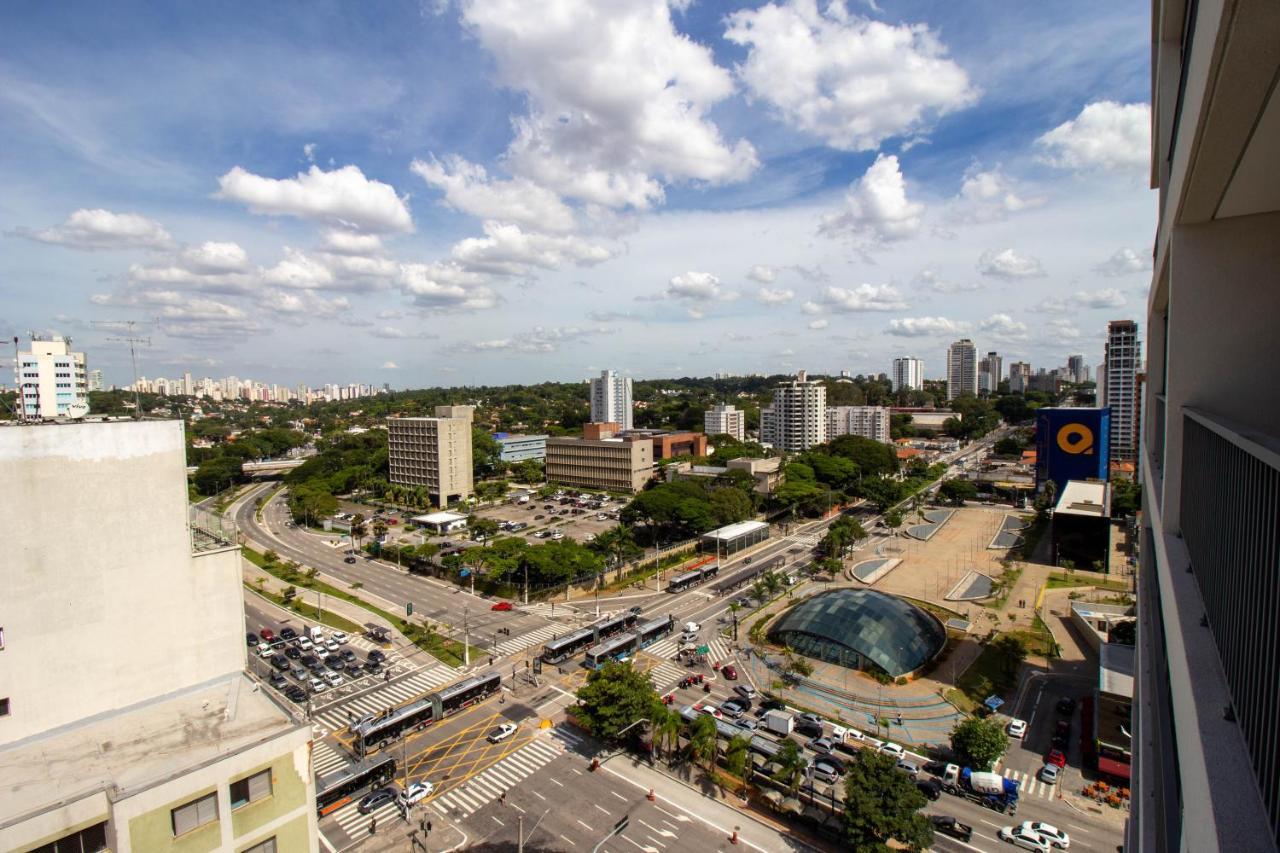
[369,817,377,835]
[499,791,506,806]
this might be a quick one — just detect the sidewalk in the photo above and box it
[343,808,468,853]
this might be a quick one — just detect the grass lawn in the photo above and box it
[1046,571,1131,591]
[245,584,363,633]
[1003,616,1057,657]
[956,638,1023,705]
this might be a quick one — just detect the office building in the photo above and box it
[705,403,746,441]
[0,420,315,852]
[545,435,653,492]
[87,368,104,392]
[589,369,633,431]
[1034,407,1110,495]
[387,405,476,505]
[759,370,826,451]
[1132,5,1280,850]
[14,334,88,419]
[1050,479,1112,573]
[891,357,924,392]
[946,339,977,400]
[494,433,548,462]
[1104,320,1141,462]
[650,431,709,460]
[1067,354,1086,384]
[826,405,890,443]
[1008,361,1032,393]
[978,351,1002,395]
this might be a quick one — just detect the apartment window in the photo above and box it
[29,822,108,853]
[241,838,277,853]
[230,769,273,809]
[0,697,8,715]
[171,792,218,836]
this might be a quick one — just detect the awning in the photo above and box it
[1097,756,1131,780]
[984,695,1005,712]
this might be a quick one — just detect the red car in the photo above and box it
[1046,749,1067,768]
[721,664,738,680]
[491,601,514,612]
[259,628,275,642]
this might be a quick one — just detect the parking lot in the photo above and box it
[470,490,625,544]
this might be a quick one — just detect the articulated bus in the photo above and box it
[351,672,501,755]
[634,615,675,650]
[667,557,720,593]
[316,754,396,816]
[541,612,639,664]
[584,633,640,669]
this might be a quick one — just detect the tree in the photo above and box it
[771,740,807,793]
[468,516,500,543]
[840,749,933,852]
[883,509,903,537]
[349,513,367,552]
[589,524,642,570]
[652,706,682,761]
[1109,619,1136,645]
[511,459,544,484]
[574,661,659,741]
[688,713,719,775]
[938,478,979,506]
[372,519,388,542]
[992,436,1023,457]
[950,716,1009,771]
[724,735,750,781]
[1110,478,1142,517]
[472,427,502,478]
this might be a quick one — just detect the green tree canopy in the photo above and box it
[950,716,1009,771]
[840,749,933,852]
[938,478,979,506]
[574,661,660,741]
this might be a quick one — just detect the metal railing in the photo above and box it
[190,504,238,552]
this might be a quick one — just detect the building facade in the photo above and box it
[589,369,633,431]
[495,434,548,462]
[760,370,826,451]
[1133,4,1280,850]
[1008,361,1032,393]
[545,436,653,492]
[826,405,890,443]
[704,403,745,441]
[978,351,1002,395]
[1104,320,1141,462]
[1067,354,1086,384]
[0,420,315,852]
[891,357,924,392]
[650,431,709,460]
[14,334,88,419]
[946,339,977,400]
[387,406,476,506]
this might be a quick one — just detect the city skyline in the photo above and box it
[2,1,1151,387]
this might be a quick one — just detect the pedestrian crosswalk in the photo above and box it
[994,766,1058,800]
[493,622,575,657]
[313,739,351,777]
[327,793,401,838]
[643,636,732,663]
[312,667,457,736]
[432,727,583,817]
[645,660,686,693]
[521,601,579,619]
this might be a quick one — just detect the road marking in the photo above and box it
[593,803,611,815]
[532,790,547,800]
[577,820,593,831]
[318,830,337,852]
[980,819,1003,829]
[509,803,526,814]
[1066,824,1089,833]
[561,835,577,846]
[490,816,504,825]
[611,791,628,801]
[550,777,565,787]
[646,835,668,849]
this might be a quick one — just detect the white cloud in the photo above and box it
[979,312,1029,342]
[1044,318,1082,340]
[216,164,413,233]
[977,248,1046,279]
[14,208,173,251]
[321,230,384,256]
[953,165,1044,222]
[820,154,923,243]
[256,288,350,318]
[661,271,738,303]
[180,241,250,273]
[462,0,757,209]
[375,326,437,340]
[411,155,576,232]
[461,325,605,354]
[886,316,965,337]
[1094,247,1151,277]
[915,268,980,293]
[260,248,336,290]
[724,1,978,151]
[747,264,777,284]
[125,241,254,294]
[1075,288,1127,309]
[450,221,613,275]
[1037,101,1151,171]
[808,318,829,330]
[807,283,907,313]
[1035,296,1070,315]
[95,294,260,339]
[398,262,499,311]
[756,287,795,304]
[381,361,399,369]
[303,143,317,163]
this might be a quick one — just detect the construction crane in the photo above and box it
[91,320,151,418]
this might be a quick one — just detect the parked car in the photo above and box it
[363,660,382,674]
[330,631,348,644]
[340,649,357,662]
[400,781,435,806]
[998,825,1051,851]
[246,632,259,646]
[487,723,518,743]
[491,601,514,611]
[324,670,343,687]
[1038,763,1061,784]
[291,665,307,680]
[1007,718,1028,738]
[270,656,290,672]
[296,637,313,651]
[256,644,275,658]
[280,627,297,641]
[1020,822,1070,849]
[879,742,905,759]
[284,645,302,660]
[324,639,340,652]
[358,788,398,815]
[368,649,386,663]
[259,628,276,642]
[284,685,307,703]
[309,677,328,694]
[733,684,758,700]
[268,670,287,686]
[1045,749,1067,768]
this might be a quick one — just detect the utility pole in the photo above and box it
[92,319,150,418]
[518,814,524,853]
[463,606,470,667]
[523,562,529,605]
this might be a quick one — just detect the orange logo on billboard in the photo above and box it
[1056,423,1094,455]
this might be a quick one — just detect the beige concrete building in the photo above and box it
[388,405,475,506]
[0,420,315,852]
[704,403,745,442]
[760,370,827,451]
[14,334,88,420]
[545,435,653,492]
[826,405,890,443]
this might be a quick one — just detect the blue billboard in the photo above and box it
[1035,407,1110,494]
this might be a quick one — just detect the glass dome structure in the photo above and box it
[767,588,946,677]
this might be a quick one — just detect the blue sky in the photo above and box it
[1,0,1153,388]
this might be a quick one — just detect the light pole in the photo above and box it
[463,607,470,667]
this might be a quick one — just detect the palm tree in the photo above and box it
[652,706,682,761]
[350,513,367,552]
[372,519,388,543]
[771,740,807,794]
[724,735,750,781]
[688,714,719,776]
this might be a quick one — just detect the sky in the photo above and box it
[0,0,1154,389]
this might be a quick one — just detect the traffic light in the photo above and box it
[406,602,414,616]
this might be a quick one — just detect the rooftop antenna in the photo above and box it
[10,335,24,423]
[92,320,151,419]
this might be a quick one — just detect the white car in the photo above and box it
[878,742,905,759]
[330,631,348,644]
[999,826,1050,851]
[324,670,343,687]
[309,677,328,694]
[843,728,867,743]
[296,637,313,651]
[696,705,722,719]
[683,622,700,633]
[257,644,275,658]
[830,724,848,741]
[1039,763,1061,784]
[324,640,340,652]
[1020,822,1069,849]
[400,781,435,806]
[487,723,518,743]
[550,531,564,540]
[1007,718,1028,738]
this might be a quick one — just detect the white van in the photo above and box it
[308,626,325,644]
[517,496,530,504]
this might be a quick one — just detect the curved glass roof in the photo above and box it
[769,588,945,676]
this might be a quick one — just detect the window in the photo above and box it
[241,838,277,853]
[0,697,9,716]
[171,792,218,836]
[230,769,272,809]
[29,821,108,853]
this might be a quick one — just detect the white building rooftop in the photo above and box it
[1054,479,1111,518]
[412,511,468,525]
[701,520,769,541]
[1099,642,1135,698]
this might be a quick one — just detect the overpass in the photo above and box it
[185,458,307,477]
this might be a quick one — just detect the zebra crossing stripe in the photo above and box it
[437,738,565,815]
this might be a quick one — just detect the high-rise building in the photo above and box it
[946,339,977,400]
[0,420,316,851]
[704,403,746,442]
[978,351,1003,395]
[891,357,924,392]
[759,370,826,451]
[14,334,88,419]
[87,368,104,391]
[1067,354,1086,383]
[1008,361,1032,394]
[1103,320,1140,462]
[387,405,476,505]
[545,435,653,492]
[826,406,890,443]
[1133,7,1280,850]
[589,369,633,431]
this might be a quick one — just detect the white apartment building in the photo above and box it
[760,370,826,451]
[388,405,476,505]
[1104,320,1140,462]
[978,351,1002,395]
[704,403,745,442]
[87,368,104,392]
[891,357,924,392]
[0,420,315,852]
[1067,354,1086,384]
[826,405,890,444]
[14,334,88,419]
[946,338,977,400]
[589,369,633,431]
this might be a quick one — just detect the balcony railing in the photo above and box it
[190,505,238,553]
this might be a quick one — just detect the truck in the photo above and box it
[762,710,794,736]
[940,764,1019,813]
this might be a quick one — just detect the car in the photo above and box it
[291,665,307,680]
[259,628,276,642]
[811,759,840,784]
[916,778,942,801]
[487,723,518,743]
[367,649,386,663]
[324,640,340,652]
[1020,822,1070,849]
[285,685,307,702]
[895,759,920,777]
[534,514,545,520]
[1038,763,1061,784]
[491,601,514,611]
[696,705,722,719]
[400,781,435,806]
[363,659,382,674]
[284,645,302,660]
[246,632,259,646]
[721,664,738,680]
[344,556,357,564]
[270,656,290,671]
[550,531,564,540]
[280,627,298,641]
[268,670,287,686]
[795,719,823,738]
[1007,718,1028,738]
[1045,749,1067,767]
[683,621,701,633]
[736,597,753,607]
[733,717,759,733]
[296,637,313,651]
[324,671,343,687]
[1056,696,1077,716]
[340,649,357,662]
[720,700,747,718]
[743,557,753,564]
[842,727,866,743]
[930,815,973,842]
[309,677,328,694]
[358,788,398,814]
[879,742,905,759]
[628,605,644,615]
[324,655,345,671]
[998,825,1051,850]
[330,631,348,644]
[759,697,786,712]
[300,653,319,667]
[733,684,758,700]
[256,644,275,658]
[807,736,835,754]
